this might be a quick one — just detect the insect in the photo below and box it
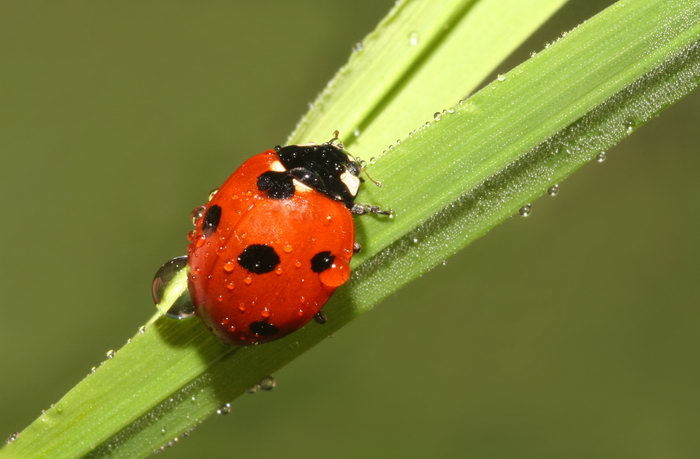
[155,134,390,344]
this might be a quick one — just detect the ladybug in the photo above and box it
[183,135,390,344]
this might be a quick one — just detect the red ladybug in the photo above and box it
[182,136,390,344]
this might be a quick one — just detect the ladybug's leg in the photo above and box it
[351,203,393,217]
[313,311,328,324]
[353,242,362,253]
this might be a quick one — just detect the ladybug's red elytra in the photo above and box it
[175,136,390,344]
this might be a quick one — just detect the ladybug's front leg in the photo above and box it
[351,203,393,217]
[313,311,328,324]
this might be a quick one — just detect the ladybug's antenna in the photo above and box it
[362,167,383,188]
[330,130,382,187]
[328,130,342,147]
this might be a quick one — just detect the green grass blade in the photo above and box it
[288,0,568,151]
[3,0,698,457]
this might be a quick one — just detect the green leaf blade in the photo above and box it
[289,0,568,153]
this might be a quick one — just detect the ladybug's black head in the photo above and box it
[275,143,361,208]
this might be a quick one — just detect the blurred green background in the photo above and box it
[1,1,698,458]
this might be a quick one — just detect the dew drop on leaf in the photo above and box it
[216,403,232,415]
[151,256,188,304]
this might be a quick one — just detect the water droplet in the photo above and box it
[191,395,196,401]
[283,244,293,253]
[261,308,271,318]
[138,325,146,334]
[90,366,97,373]
[191,206,205,226]
[529,51,537,57]
[106,349,115,359]
[6,432,19,444]
[226,281,235,290]
[433,112,442,121]
[244,276,253,285]
[259,376,277,391]
[319,261,351,287]
[519,204,532,217]
[352,41,363,52]
[353,128,360,137]
[216,403,232,415]
[369,157,377,165]
[625,119,635,134]
[294,260,302,268]
[440,260,447,266]
[208,188,219,202]
[216,295,223,303]
[152,256,188,304]
[596,152,607,163]
[165,288,195,320]
[160,427,166,435]
[497,74,506,82]
[275,266,283,276]
[223,261,235,272]
[408,31,419,46]
[547,184,560,196]
[412,237,419,244]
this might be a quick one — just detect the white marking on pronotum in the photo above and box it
[270,160,286,172]
[340,171,360,196]
[292,179,313,193]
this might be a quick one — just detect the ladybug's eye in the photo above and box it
[347,161,361,176]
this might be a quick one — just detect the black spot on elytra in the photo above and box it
[250,321,278,336]
[310,251,334,273]
[202,205,221,236]
[238,244,280,274]
[257,171,294,199]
